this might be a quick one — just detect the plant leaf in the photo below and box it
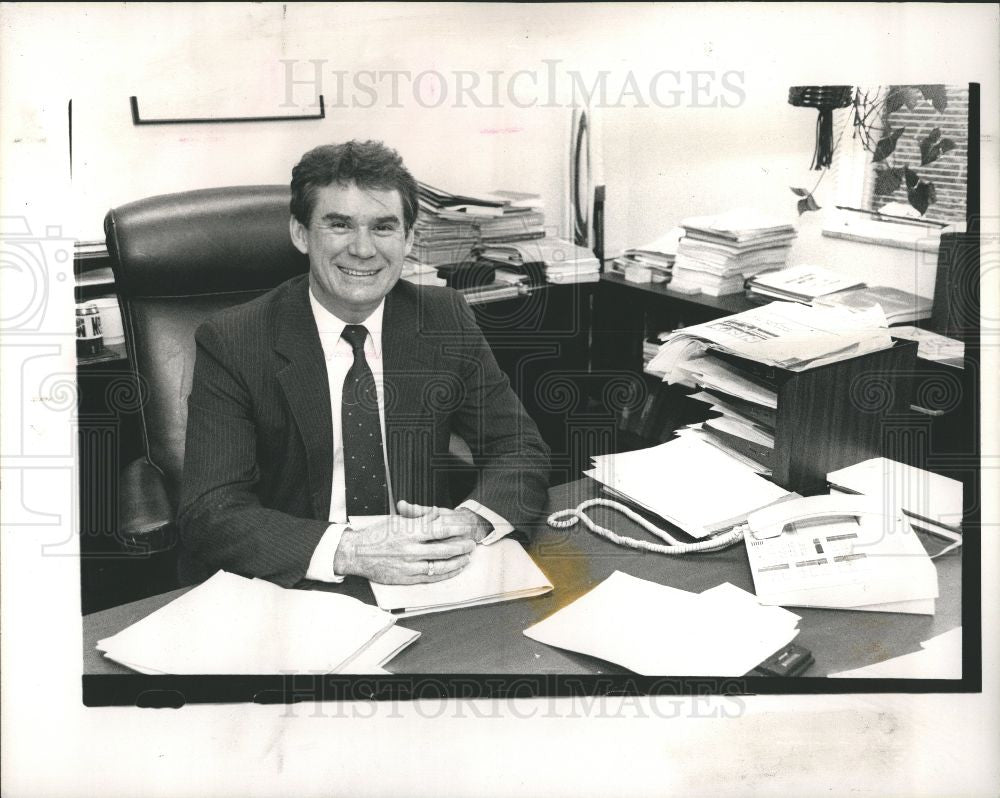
[907,179,937,215]
[904,166,919,190]
[917,84,948,113]
[797,193,821,215]
[873,126,906,162]
[873,167,903,196]
[884,88,906,115]
[919,128,958,165]
[919,128,941,165]
[790,187,811,197]
[899,86,923,112]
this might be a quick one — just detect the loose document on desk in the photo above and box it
[366,533,553,617]
[827,457,963,535]
[96,571,417,674]
[523,572,800,676]
[586,437,792,538]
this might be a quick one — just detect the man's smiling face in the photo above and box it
[290,181,414,322]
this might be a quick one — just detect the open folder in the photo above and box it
[368,537,553,617]
[96,571,418,674]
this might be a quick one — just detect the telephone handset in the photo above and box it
[745,494,905,541]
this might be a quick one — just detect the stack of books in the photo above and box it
[476,190,546,244]
[747,264,865,302]
[610,228,683,284]
[410,183,480,267]
[813,286,933,324]
[671,210,798,296]
[414,182,546,270]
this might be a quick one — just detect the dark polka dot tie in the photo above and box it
[341,324,388,516]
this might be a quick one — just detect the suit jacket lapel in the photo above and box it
[274,278,333,520]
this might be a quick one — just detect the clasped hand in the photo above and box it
[333,500,490,584]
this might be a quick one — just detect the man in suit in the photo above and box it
[177,140,551,589]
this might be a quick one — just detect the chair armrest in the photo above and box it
[118,458,178,554]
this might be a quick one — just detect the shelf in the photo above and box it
[600,271,762,315]
[77,342,128,367]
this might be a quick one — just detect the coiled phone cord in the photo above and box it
[547,498,746,554]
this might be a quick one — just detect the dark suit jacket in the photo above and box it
[177,274,551,587]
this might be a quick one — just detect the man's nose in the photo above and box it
[348,226,376,258]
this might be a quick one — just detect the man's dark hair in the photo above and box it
[290,140,420,232]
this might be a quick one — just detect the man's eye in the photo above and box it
[374,225,398,234]
[328,221,349,231]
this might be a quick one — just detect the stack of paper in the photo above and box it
[648,301,894,381]
[747,264,865,302]
[611,227,683,283]
[411,213,480,268]
[670,210,798,296]
[645,302,895,472]
[415,182,546,268]
[370,537,553,617]
[585,437,792,539]
[814,286,933,324]
[479,237,600,284]
[96,571,416,674]
[523,572,801,676]
[477,191,545,243]
[827,457,963,540]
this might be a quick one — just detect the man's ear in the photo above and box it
[289,216,309,255]
[403,226,414,257]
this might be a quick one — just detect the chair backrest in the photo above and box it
[105,185,309,497]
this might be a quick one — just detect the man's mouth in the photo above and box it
[338,266,383,278]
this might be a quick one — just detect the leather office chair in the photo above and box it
[105,185,309,563]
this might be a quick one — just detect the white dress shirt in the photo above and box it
[305,288,513,582]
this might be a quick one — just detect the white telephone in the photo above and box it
[549,493,940,614]
[743,494,939,614]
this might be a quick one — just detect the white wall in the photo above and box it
[72,4,577,240]
[68,3,993,300]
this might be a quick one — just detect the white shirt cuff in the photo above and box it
[306,523,349,582]
[458,499,513,545]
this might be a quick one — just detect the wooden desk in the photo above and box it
[82,479,962,679]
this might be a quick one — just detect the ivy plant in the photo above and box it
[792,85,959,217]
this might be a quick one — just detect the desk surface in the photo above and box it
[82,479,962,677]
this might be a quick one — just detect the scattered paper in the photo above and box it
[523,572,799,676]
[96,571,398,674]
[586,437,791,538]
